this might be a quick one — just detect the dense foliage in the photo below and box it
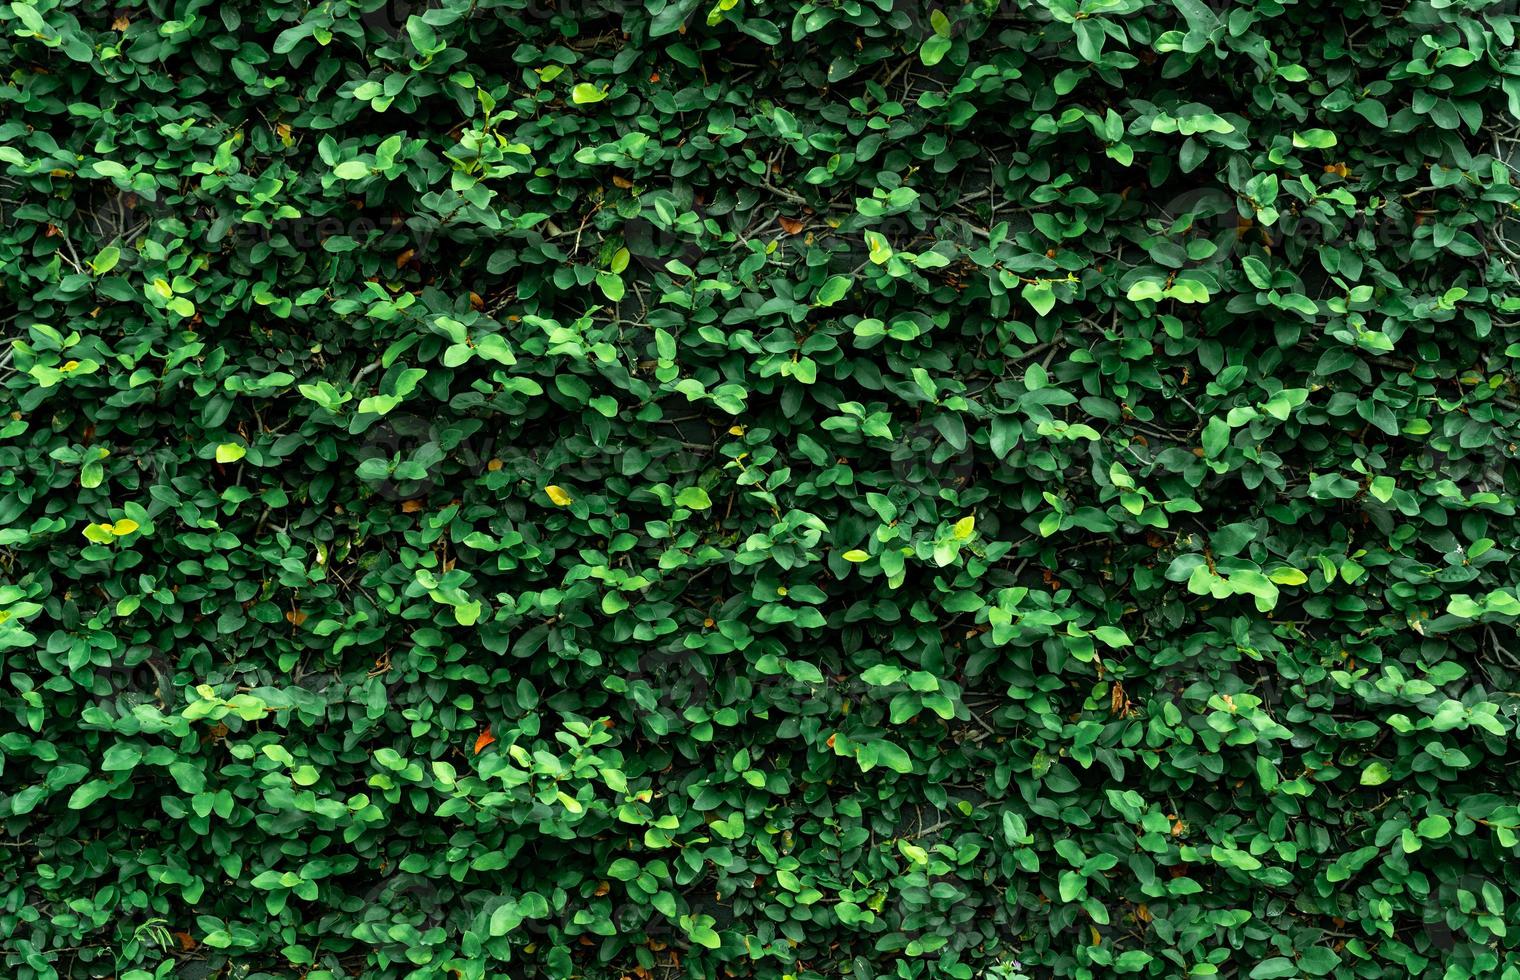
[4,0,1520,977]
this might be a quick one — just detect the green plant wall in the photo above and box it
[3,0,1520,978]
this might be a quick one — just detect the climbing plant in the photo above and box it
[3,0,1520,978]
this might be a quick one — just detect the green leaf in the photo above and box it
[814,275,852,307]
[1250,958,1298,979]
[1292,128,1338,148]
[68,781,112,809]
[1023,281,1056,316]
[89,246,121,275]
[101,744,142,772]
[454,600,482,626]
[872,740,914,774]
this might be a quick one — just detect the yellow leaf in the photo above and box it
[83,523,114,544]
[545,485,573,507]
[953,515,975,540]
[842,549,870,562]
[112,519,139,536]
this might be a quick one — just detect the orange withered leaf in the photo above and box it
[778,216,805,235]
[285,609,308,627]
[401,499,423,513]
[473,728,496,754]
[396,248,415,268]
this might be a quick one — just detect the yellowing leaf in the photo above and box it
[953,515,976,540]
[842,549,870,562]
[215,443,246,464]
[545,485,573,506]
[83,523,115,544]
[111,519,139,536]
[1268,567,1308,586]
[455,600,482,626]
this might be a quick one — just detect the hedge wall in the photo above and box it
[4,0,1520,978]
